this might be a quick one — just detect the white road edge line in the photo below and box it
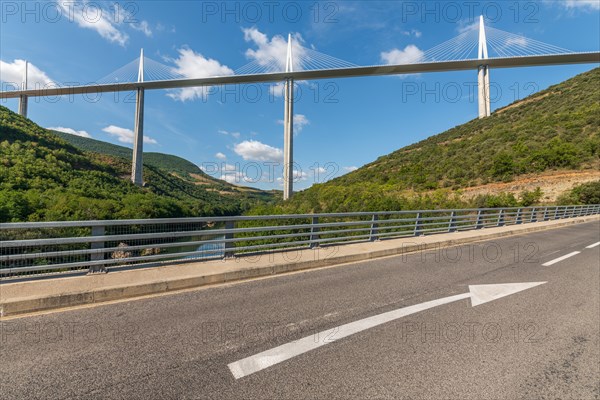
[585,242,600,249]
[542,251,581,266]
[228,282,546,379]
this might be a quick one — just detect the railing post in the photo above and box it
[563,206,569,219]
[89,225,107,274]
[414,212,423,236]
[543,207,549,221]
[369,214,379,242]
[448,211,457,232]
[476,210,484,229]
[497,209,505,227]
[554,206,560,220]
[529,207,537,223]
[310,216,320,249]
[224,220,235,258]
[516,208,523,224]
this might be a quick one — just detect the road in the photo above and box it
[1,221,599,399]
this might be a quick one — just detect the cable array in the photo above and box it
[485,26,572,58]
[95,58,141,84]
[95,56,185,84]
[91,26,576,84]
[235,46,358,75]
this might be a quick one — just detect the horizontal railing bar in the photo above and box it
[2,205,597,277]
[0,213,498,249]
[0,206,562,230]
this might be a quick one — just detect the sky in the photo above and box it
[1,0,599,191]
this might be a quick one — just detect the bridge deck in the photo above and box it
[2,53,598,99]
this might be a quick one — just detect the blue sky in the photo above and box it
[1,0,599,190]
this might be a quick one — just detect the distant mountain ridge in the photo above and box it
[0,108,276,222]
[51,131,227,187]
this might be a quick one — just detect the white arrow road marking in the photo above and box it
[469,282,547,306]
[585,242,600,249]
[228,282,546,379]
[542,251,580,266]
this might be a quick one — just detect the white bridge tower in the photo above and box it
[478,15,491,118]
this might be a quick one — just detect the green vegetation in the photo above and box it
[54,130,241,188]
[557,181,600,205]
[252,68,599,214]
[0,107,276,222]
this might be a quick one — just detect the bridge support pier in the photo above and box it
[18,95,28,118]
[477,15,491,119]
[478,65,491,119]
[283,34,295,201]
[283,78,294,200]
[131,88,145,186]
[131,49,145,186]
[18,61,28,118]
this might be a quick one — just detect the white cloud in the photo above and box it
[269,81,285,98]
[293,170,308,181]
[102,125,157,144]
[0,59,54,89]
[381,45,425,65]
[58,1,129,46]
[243,27,307,72]
[561,0,600,10]
[218,164,258,186]
[505,37,528,48]
[220,173,243,185]
[233,140,283,162]
[293,114,310,132]
[401,29,422,38]
[457,20,480,34]
[215,152,227,160]
[276,169,308,185]
[343,166,358,172]
[131,20,153,37]
[48,126,92,138]
[277,114,310,134]
[166,48,234,101]
[218,129,241,139]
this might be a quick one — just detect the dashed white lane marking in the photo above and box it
[585,242,600,249]
[542,251,580,266]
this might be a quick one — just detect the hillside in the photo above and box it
[52,131,232,187]
[263,68,600,214]
[0,107,276,222]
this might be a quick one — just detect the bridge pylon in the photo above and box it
[132,49,145,186]
[478,15,491,119]
[18,61,28,118]
[283,34,295,200]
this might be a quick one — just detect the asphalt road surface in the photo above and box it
[1,221,599,399]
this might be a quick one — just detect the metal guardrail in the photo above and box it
[1,205,598,278]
